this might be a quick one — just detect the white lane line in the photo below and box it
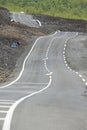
[0,118,5,121]
[42,57,48,61]
[44,61,50,73]
[79,74,82,78]
[63,51,65,54]
[36,19,42,26]
[0,106,11,108]
[0,102,13,105]
[67,66,70,69]
[63,47,65,51]
[76,72,79,74]
[0,100,15,102]
[46,72,53,76]
[0,111,8,113]
[85,83,87,86]
[64,61,67,64]
[82,78,86,82]
[64,44,66,47]
[2,76,52,130]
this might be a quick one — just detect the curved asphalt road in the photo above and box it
[12,12,41,27]
[0,31,87,130]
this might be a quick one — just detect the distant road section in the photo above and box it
[11,12,41,27]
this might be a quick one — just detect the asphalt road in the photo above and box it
[0,31,87,130]
[11,12,41,27]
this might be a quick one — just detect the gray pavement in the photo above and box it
[11,12,40,27]
[0,31,87,130]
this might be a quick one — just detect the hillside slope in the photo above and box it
[0,0,87,20]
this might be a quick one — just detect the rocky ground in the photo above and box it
[0,7,87,83]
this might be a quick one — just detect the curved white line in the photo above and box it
[2,76,52,130]
[36,19,42,27]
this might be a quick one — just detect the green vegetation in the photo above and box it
[0,0,87,20]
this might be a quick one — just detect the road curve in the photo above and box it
[0,31,86,130]
[11,12,41,27]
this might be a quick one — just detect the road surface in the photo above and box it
[0,31,87,130]
[11,12,41,27]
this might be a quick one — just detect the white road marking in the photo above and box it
[67,66,70,69]
[44,61,50,73]
[42,57,48,61]
[0,118,5,121]
[64,61,67,64]
[0,102,13,105]
[64,44,66,47]
[76,72,79,74]
[2,76,52,130]
[0,100,15,102]
[0,106,11,108]
[36,19,42,26]
[85,82,87,86]
[82,78,86,82]
[46,72,53,76]
[0,111,8,113]
[63,51,65,54]
[79,74,82,78]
